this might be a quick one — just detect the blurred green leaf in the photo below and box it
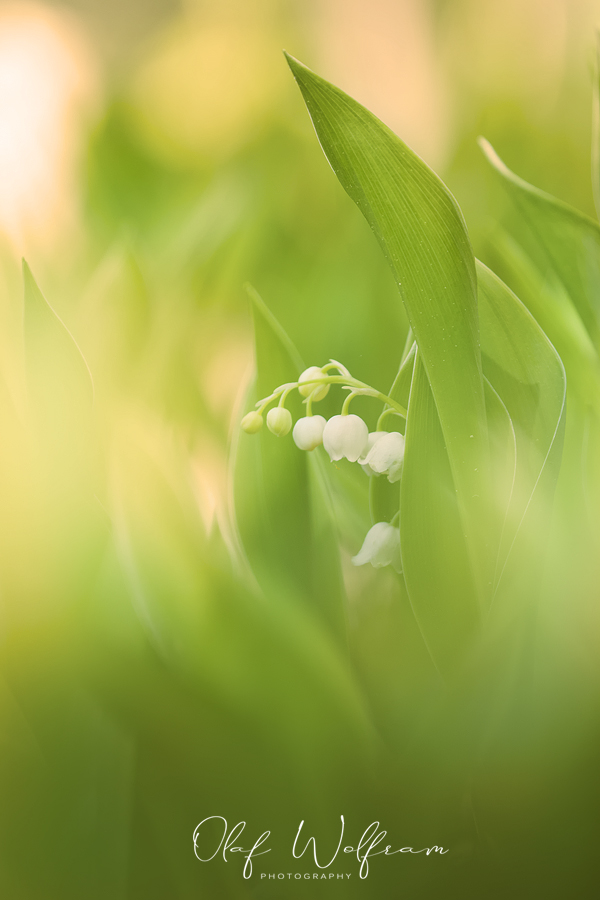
[85,102,189,237]
[76,246,150,394]
[22,261,99,579]
[398,263,565,671]
[477,262,566,593]
[400,352,480,674]
[490,231,600,405]
[23,260,94,445]
[233,286,346,640]
[398,343,517,675]
[110,421,209,660]
[480,138,600,349]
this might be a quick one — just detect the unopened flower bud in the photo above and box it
[298,366,329,401]
[241,411,263,433]
[352,522,402,573]
[266,407,292,436]
[323,414,369,462]
[293,415,326,451]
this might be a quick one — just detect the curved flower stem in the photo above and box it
[279,386,295,408]
[376,407,405,430]
[341,391,360,415]
[255,375,408,419]
[301,376,404,415]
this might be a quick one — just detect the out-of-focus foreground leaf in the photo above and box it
[233,286,347,641]
[480,139,600,350]
[477,262,566,602]
[21,263,104,603]
[23,261,94,470]
[103,408,376,896]
[480,138,600,559]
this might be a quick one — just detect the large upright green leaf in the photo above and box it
[284,56,567,669]
[285,54,488,563]
[480,138,600,349]
[398,265,565,673]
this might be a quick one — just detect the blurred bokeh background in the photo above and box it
[1,1,599,897]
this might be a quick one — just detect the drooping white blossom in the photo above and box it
[352,522,402,573]
[292,415,326,451]
[364,431,405,482]
[323,414,369,462]
[266,407,292,436]
[298,366,329,401]
[358,431,388,476]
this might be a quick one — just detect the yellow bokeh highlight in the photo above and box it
[131,7,286,165]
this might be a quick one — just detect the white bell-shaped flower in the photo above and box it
[352,522,402,573]
[323,414,369,462]
[293,415,326,451]
[358,431,388,476]
[364,431,405,483]
[266,407,292,436]
[298,366,329,401]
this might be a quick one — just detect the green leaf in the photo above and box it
[490,231,600,406]
[23,261,94,430]
[285,53,488,588]
[479,138,600,349]
[23,261,95,506]
[233,286,346,640]
[399,265,564,672]
[482,375,517,574]
[284,57,566,668]
[77,245,150,393]
[477,262,566,588]
[400,352,480,675]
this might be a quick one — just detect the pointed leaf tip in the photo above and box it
[22,258,34,286]
[480,133,600,347]
[283,50,303,72]
[283,53,321,91]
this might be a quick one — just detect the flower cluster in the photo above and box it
[241,361,406,573]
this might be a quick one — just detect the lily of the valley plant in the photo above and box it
[242,360,406,571]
